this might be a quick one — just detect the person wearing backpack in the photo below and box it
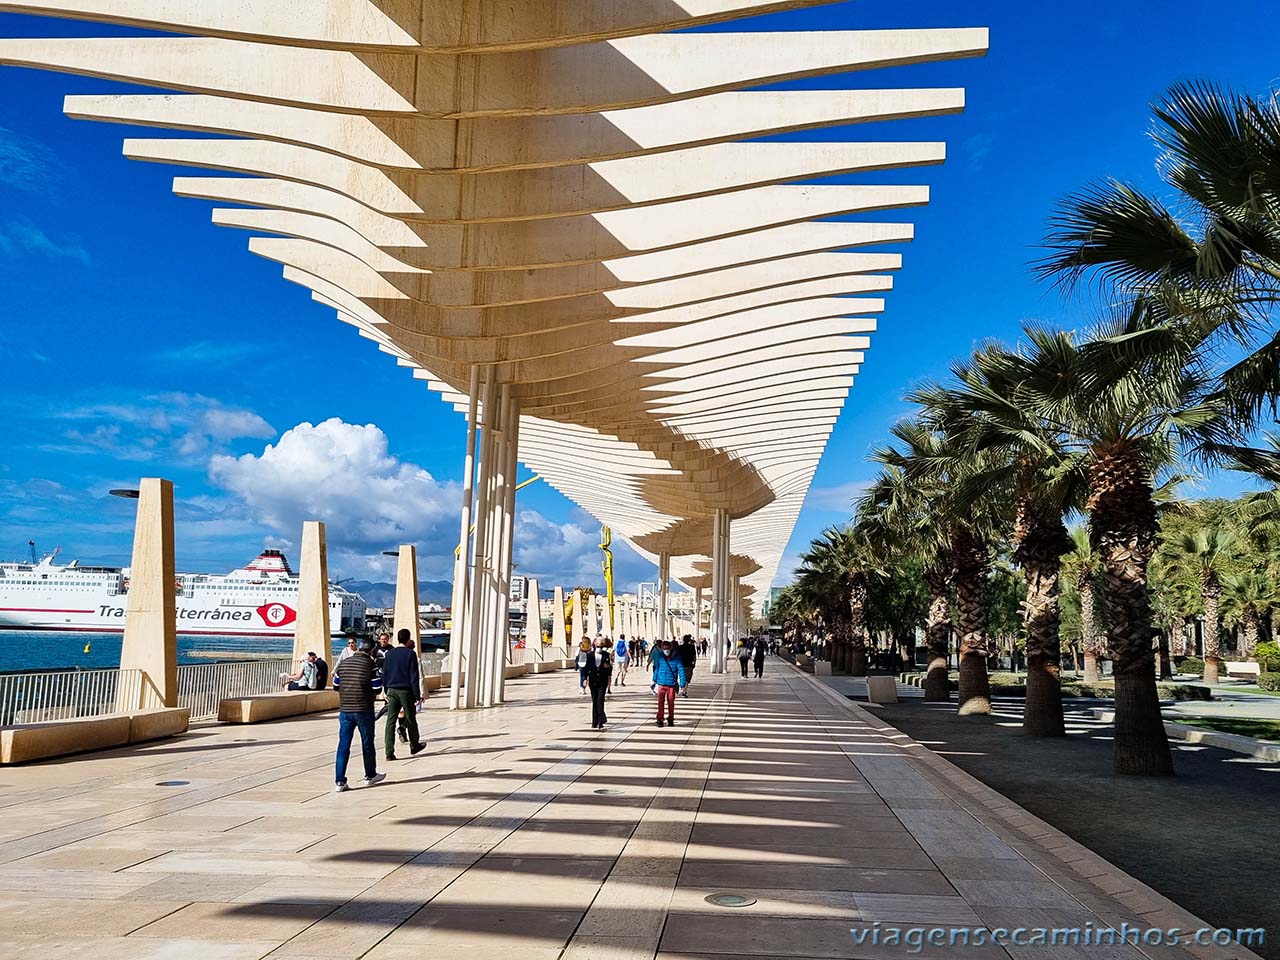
[613,633,630,688]
[651,637,688,728]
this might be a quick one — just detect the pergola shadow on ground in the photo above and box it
[0,662,1260,960]
[871,696,1280,960]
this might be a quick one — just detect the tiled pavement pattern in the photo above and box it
[0,662,1258,960]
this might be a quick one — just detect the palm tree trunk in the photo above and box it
[831,617,850,673]
[1202,585,1221,685]
[1080,580,1101,683]
[952,530,991,716]
[1243,607,1260,659]
[848,573,869,677]
[1158,633,1172,680]
[922,565,951,702]
[1089,446,1173,776]
[1016,514,1070,737]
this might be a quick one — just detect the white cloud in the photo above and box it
[804,479,872,513]
[0,127,62,196]
[153,341,265,366]
[0,218,90,264]
[209,418,461,579]
[514,508,655,593]
[41,392,274,463]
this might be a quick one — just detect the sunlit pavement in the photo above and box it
[0,661,1255,960]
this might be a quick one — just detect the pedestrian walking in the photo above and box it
[679,634,697,687]
[754,638,766,678]
[381,629,426,761]
[575,640,591,695]
[333,638,385,792]
[613,633,630,688]
[585,636,613,729]
[737,642,750,677]
[337,637,358,663]
[651,637,688,727]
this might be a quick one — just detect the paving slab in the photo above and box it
[0,662,1257,960]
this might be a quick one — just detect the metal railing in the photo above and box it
[173,659,288,721]
[0,668,144,725]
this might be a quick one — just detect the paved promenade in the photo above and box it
[0,661,1255,960]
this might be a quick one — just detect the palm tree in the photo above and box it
[972,320,1230,775]
[1221,572,1274,660]
[910,344,1088,737]
[1163,526,1234,683]
[795,529,864,673]
[872,419,1005,715]
[1038,81,1280,423]
[1062,526,1104,682]
[857,466,953,701]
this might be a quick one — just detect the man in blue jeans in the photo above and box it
[333,637,385,792]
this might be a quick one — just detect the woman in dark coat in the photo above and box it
[753,639,766,678]
[584,635,614,730]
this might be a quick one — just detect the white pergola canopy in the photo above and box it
[0,0,987,610]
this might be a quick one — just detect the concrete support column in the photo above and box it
[449,365,479,709]
[492,393,519,704]
[118,477,177,708]
[293,520,329,666]
[463,368,496,709]
[710,508,725,673]
[552,585,567,656]
[479,385,509,708]
[525,577,541,661]
[657,552,670,646]
[392,544,419,643]
[695,587,704,643]
[572,588,586,649]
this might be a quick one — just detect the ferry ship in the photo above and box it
[0,548,366,636]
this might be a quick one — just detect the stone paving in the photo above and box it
[0,660,1258,960]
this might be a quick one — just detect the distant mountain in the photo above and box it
[344,579,453,608]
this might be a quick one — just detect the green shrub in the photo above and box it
[1259,672,1280,693]
[1178,657,1205,676]
[1159,683,1212,701]
[1254,642,1280,673]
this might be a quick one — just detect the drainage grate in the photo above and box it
[705,894,756,908]
[155,780,190,787]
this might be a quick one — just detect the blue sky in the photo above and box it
[0,1,1277,591]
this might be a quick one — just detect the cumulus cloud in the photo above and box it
[209,418,461,578]
[514,508,655,593]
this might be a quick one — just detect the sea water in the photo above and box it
[0,632,351,672]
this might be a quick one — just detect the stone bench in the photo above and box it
[217,689,338,724]
[1224,661,1261,679]
[866,676,899,703]
[0,707,190,764]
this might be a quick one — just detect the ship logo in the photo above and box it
[257,602,297,627]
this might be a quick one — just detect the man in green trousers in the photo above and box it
[381,629,426,761]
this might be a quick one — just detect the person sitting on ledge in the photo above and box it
[281,651,327,691]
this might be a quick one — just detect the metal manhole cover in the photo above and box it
[705,894,756,908]
[155,780,190,787]
[592,788,624,796]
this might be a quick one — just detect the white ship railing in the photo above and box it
[0,668,144,724]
